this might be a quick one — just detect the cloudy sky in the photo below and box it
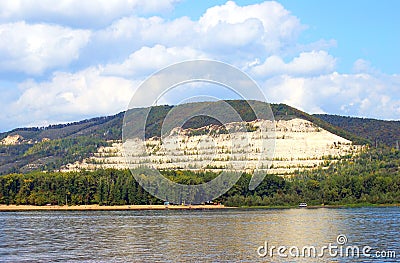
[0,0,399,132]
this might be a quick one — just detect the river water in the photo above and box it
[0,207,398,262]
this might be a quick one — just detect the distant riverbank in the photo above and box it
[2,203,399,211]
[0,204,226,211]
[239,203,400,209]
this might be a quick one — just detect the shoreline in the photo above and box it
[1,203,399,211]
[239,203,400,209]
[0,204,227,211]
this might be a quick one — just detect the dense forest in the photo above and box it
[1,147,399,206]
[315,114,400,148]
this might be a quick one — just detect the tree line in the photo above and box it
[0,148,399,206]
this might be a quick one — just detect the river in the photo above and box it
[0,207,398,262]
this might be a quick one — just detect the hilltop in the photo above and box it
[1,100,397,175]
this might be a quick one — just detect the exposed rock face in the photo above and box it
[1,134,24,145]
[63,118,362,175]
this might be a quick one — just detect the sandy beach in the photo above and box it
[0,204,226,211]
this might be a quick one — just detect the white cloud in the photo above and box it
[90,16,196,62]
[0,22,90,75]
[251,50,336,77]
[199,18,264,52]
[92,1,304,67]
[261,72,400,119]
[103,44,208,77]
[263,75,325,113]
[9,68,136,127]
[0,1,306,76]
[199,1,304,53]
[0,0,181,28]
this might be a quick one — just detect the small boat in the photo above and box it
[299,203,308,208]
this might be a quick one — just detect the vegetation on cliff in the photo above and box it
[0,101,372,174]
[1,147,398,206]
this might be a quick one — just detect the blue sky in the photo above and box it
[277,0,399,74]
[172,0,400,73]
[0,0,399,132]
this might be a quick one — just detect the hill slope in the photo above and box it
[315,114,400,148]
[0,100,370,174]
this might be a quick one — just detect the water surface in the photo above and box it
[0,207,398,262]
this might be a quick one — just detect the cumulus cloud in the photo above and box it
[251,50,336,77]
[0,0,181,28]
[198,18,265,54]
[0,22,90,75]
[261,72,400,120]
[0,1,307,76]
[86,16,197,65]
[199,1,304,53]
[90,1,304,67]
[103,44,207,77]
[9,68,136,127]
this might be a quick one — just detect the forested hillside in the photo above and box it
[1,101,367,144]
[0,100,375,174]
[1,148,399,206]
[315,114,400,148]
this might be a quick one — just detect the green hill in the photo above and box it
[0,100,375,175]
[315,114,400,148]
